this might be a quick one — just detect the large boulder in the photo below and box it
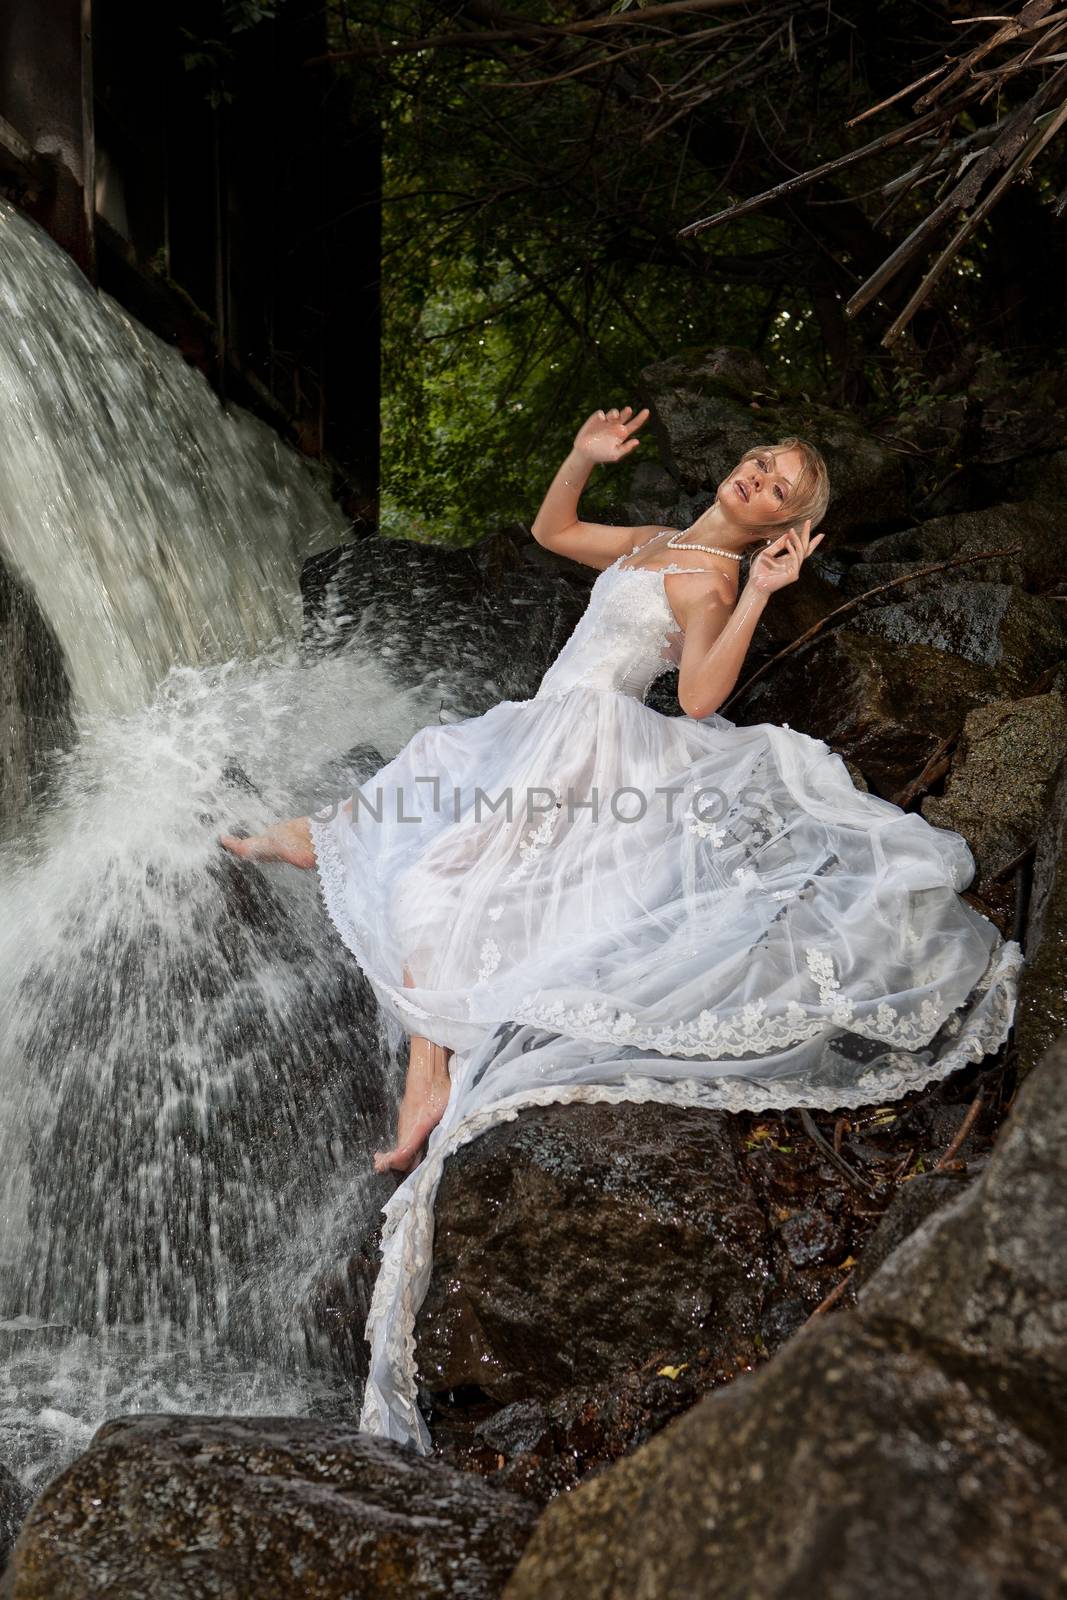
[414,1103,770,1409]
[1013,753,1067,1080]
[638,348,908,533]
[2,1415,538,1600]
[839,500,1064,595]
[505,1313,1067,1600]
[921,689,1067,893]
[503,1038,1067,1600]
[846,582,1067,697]
[416,1090,1011,1501]
[736,628,999,799]
[300,531,591,714]
[858,1046,1067,1379]
[849,1167,976,1292]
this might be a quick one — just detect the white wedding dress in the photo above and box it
[308,530,1024,1452]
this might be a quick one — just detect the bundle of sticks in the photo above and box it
[681,0,1067,345]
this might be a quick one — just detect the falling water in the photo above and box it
[0,201,485,1494]
[0,200,342,716]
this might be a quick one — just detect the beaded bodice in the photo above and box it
[533,539,711,703]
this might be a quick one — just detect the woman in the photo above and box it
[221,404,1021,1184]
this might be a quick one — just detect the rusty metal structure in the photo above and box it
[0,0,380,516]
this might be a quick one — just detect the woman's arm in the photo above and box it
[531,406,665,571]
[673,522,825,720]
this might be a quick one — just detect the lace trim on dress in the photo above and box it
[508,938,1021,1059]
[357,930,1023,1454]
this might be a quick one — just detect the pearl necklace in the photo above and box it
[665,530,743,562]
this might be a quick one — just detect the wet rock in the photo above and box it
[858,1036,1067,1376]
[503,1039,1067,1600]
[776,1204,848,1269]
[850,1169,973,1291]
[3,1415,537,1600]
[414,1102,769,1407]
[440,1347,762,1508]
[839,500,1064,594]
[0,1461,32,1571]
[639,348,908,532]
[417,1101,913,1499]
[1014,754,1067,1078]
[846,582,1067,696]
[1010,447,1067,509]
[300,532,590,712]
[737,627,999,798]
[921,690,1067,892]
[0,554,72,838]
[503,1316,1067,1600]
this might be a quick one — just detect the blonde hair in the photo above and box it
[739,437,830,533]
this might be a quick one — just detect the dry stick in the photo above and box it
[890,730,959,811]
[847,64,1067,321]
[807,1271,852,1320]
[677,92,974,238]
[911,0,1058,112]
[720,543,1022,715]
[992,840,1037,881]
[846,63,951,128]
[882,92,1067,345]
[798,1110,879,1195]
[935,1091,985,1170]
[307,0,754,63]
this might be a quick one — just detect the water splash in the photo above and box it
[0,646,446,1491]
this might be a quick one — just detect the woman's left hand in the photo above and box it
[746,520,824,596]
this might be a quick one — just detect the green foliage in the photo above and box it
[325,0,1067,546]
[180,1,281,107]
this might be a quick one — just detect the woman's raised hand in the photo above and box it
[746,519,825,596]
[573,405,650,465]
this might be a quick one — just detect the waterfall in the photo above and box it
[0,200,342,717]
[0,201,450,1491]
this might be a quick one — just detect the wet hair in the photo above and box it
[738,437,830,532]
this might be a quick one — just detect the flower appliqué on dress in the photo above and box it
[478,938,502,983]
[687,805,727,847]
[502,785,564,886]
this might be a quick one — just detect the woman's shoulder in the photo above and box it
[664,562,740,606]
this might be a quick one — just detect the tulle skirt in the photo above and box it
[308,685,1022,1452]
[309,685,1021,1107]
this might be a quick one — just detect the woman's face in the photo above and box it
[718,446,805,534]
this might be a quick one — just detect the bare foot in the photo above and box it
[219,817,315,870]
[373,1066,452,1176]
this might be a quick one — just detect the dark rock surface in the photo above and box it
[502,1038,1067,1600]
[849,1168,975,1291]
[300,530,591,718]
[846,581,1067,696]
[1015,754,1067,1078]
[506,1316,1067,1600]
[0,1462,32,1573]
[414,1103,770,1408]
[838,500,1064,594]
[858,1043,1067,1379]
[921,690,1067,892]
[0,553,72,838]
[737,627,999,799]
[418,1088,1016,1503]
[2,1415,538,1600]
[638,348,908,532]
